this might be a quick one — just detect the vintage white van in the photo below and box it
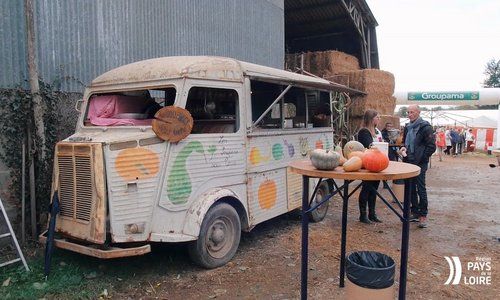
[42,56,359,268]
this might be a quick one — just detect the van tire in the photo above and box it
[307,181,330,222]
[188,203,241,269]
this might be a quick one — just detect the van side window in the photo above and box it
[187,87,239,134]
[250,80,332,129]
[84,87,175,127]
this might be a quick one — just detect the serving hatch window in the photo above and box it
[84,88,176,126]
[250,80,332,130]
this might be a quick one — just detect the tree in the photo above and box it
[483,58,500,88]
[397,106,408,117]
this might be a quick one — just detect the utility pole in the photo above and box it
[25,0,45,236]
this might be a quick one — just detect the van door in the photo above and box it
[159,82,247,212]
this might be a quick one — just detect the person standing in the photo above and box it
[401,105,436,228]
[457,128,465,155]
[450,128,460,156]
[357,109,383,224]
[381,122,398,161]
[464,128,475,152]
[435,127,446,161]
[444,126,452,155]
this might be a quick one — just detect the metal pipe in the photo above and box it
[21,141,26,243]
[399,178,413,300]
[339,180,350,287]
[28,128,36,237]
[301,176,310,300]
[370,183,403,221]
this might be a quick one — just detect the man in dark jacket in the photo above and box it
[450,128,460,156]
[401,105,436,228]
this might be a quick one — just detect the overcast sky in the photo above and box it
[366,0,500,92]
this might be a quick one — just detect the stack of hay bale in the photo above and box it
[286,51,398,135]
[286,50,360,77]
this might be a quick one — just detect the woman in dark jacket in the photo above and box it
[357,109,383,223]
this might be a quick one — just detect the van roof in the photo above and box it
[91,56,363,94]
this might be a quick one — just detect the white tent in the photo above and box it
[465,115,497,128]
[400,110,498,128]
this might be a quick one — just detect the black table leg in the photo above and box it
[399,178,413,300]
[301,176,310,300]
[339,180,350,288]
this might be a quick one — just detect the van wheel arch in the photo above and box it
[217,196,249,231]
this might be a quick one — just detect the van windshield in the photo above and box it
[84,88,176,127]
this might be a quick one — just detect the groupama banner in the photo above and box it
[408,91,480,101]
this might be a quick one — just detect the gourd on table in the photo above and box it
[310,149,340,170]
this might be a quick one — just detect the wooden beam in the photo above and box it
[39,233,151,259]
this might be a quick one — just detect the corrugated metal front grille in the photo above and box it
[57,147,94,222]
[75,156,92,221]
[58,156,75,218]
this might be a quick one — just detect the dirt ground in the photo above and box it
[101,153,498,299]
[3,153,498,299]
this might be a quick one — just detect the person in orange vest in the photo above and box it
[435,127,446,161]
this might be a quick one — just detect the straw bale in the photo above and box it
[349,116,364,137]
[349,94,397,117]
[339,69,395,96]
[285,51,360,77]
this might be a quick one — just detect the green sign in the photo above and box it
[408,91,479,101]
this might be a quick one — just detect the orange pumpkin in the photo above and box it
[362,147,389,172]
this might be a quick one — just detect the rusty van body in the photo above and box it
[41,56,358,268]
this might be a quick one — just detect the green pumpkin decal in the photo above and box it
[167,141,205,205]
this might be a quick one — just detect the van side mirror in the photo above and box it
[75,99,84,112]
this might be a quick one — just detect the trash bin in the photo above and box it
[345,251,395,300]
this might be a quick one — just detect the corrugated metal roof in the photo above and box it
[284,0,379,68]
[0,0,284,92]
[89,56,363,94]
[285,0,376,39]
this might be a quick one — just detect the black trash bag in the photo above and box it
[346,251,395,289]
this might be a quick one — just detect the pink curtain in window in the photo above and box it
[87,95,153,126]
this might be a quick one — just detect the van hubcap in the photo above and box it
[207,217,235,258]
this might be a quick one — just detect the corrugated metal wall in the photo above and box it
[0,0,284,92]
[1,1,27,87]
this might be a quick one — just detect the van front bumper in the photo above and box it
[39,231,151,259]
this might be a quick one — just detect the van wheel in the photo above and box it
[188,203,241,269]
[307,182,330,222]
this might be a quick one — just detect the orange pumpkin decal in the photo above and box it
[115,148,160,181]
[258,180,277,209]
[362,147,389,172]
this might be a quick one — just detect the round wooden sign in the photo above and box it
[152,106,193,142]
